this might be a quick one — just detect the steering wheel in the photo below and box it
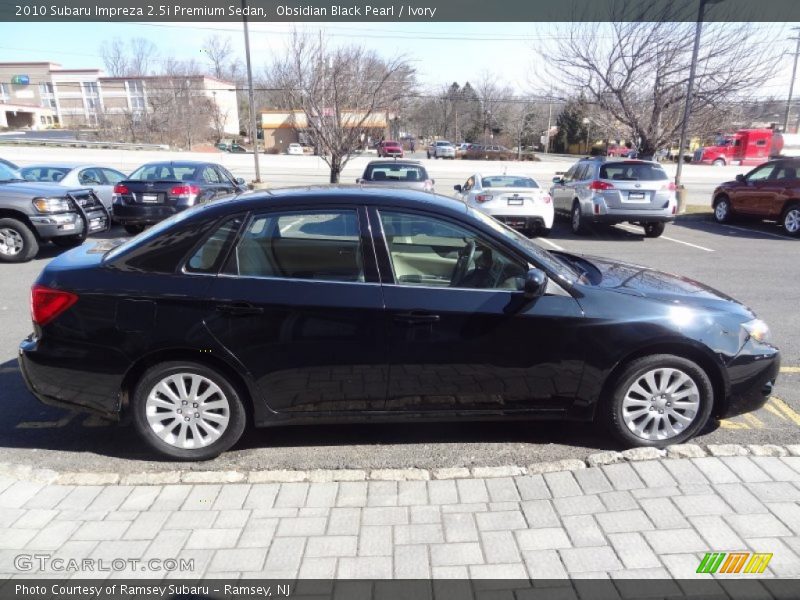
[450,239,476,286]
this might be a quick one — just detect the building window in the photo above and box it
[39,82,56,109]
[130,96,145,110]
[0,83,8,103]
[127,80,146,113]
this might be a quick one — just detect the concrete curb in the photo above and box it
[2,443,800,486]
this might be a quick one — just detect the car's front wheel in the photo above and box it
[0,218,39,263]
[132,361,247,460]
[605,354,714,447]
[713,195,733,224]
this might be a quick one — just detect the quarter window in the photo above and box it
[186,218,243,274]
[228,211,364,282]
[379,211,526,290]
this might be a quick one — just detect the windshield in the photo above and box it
[599,163,668,181]
[129,163,198,182]
[482,176,539,188]
[0,163,24,182]
[103,204,208,262]
[468,207,578,283]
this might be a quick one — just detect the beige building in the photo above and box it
[0,62,239,135]
[260,109,396,151]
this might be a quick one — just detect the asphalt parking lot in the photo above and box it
[0,210,797,474]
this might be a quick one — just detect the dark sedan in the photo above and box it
[112,160,248,234]
[20,188,778,460]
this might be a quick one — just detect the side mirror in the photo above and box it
[552,176,563,184]
[235,177,246,185]
[522,268,548,300]
[356,178,362,184]
[453,184,462,192]
[735,174,746,183]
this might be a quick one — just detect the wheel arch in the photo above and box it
[0,209,39,239]
[779,198,800,215]
[119,347,257,424]
[598,341,729,419]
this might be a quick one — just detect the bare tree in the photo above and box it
[539,17,781,156]
[100,39,128,77]
[128,38,158,76]
[267,31,416,183]
[203,35,235,80]
[99,37,157,77]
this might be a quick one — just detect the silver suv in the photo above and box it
[550,157,677,237]
[427,140,456,159]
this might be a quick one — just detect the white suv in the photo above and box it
[427,140,456,159]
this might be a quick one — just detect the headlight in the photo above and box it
[742,319,770,343]
[33,197,71,213]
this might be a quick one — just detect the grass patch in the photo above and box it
[682,204,713,214]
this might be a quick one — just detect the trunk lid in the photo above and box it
[596,162,672,210]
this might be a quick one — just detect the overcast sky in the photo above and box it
[1,21,798,98]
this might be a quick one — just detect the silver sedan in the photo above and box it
[19,163,128,213]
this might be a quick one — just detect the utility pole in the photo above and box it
[242,0,261,184]
[783,27,800,133]
[544,93,553,154]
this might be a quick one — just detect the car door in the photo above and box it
[456,176,475,202]
[762,162,798,218]
[78,167,113,209]
[369,207,585,413]
[552,164,577,212]
[199,165,228,201]
[213,165,238,197]
[731,164,775,215]
[202,206,388,414]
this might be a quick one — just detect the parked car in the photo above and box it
[464,145,516,161]
[711,158,800,236]
[216,142,247,153]
[377,140,404,158]
[456,143,472,158]
[454,174,553,236]
[19,163,127,214]
[111,161,248,235]
[357,160,434,191]
[19,187,779,459]
[427,140,456,159]
[606,144,635,158]
[287,143,304,155]
[0,161,109,263]
[551,157,677,237]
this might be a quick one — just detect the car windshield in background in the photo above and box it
[366,164,428,182]
[20,167,71,182]
[600,163,668,181]
[436,141,453,146]
[129,163,198,181]
[482,176,538,188]
[0,163,23,182]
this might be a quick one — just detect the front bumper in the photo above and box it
[720,345,780,419]
[113,203,179,225]
[29,207,109,240]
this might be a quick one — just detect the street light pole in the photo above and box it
[675,0,710,195]
[242,0,261,184]
[783,29,800,133]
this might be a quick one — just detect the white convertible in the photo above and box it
[453,174,554,237]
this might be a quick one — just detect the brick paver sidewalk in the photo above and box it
[1,456,800,580]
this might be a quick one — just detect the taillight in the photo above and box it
[542,195,552,204]
[31,285,78,326]
[662,182,677,191]
[476,194,493,203]
[589,180,615,191]
[113,184,130,195]
[169,185,200,197]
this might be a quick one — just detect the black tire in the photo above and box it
[643,222,666,238]
[713,195,733,224]
[132,361,247,460]
[712,158,726,166]
[0,218,39,263]
[570,201,589,235]
[603,354,714,448]
[781,203,800,237]
[51,235,84,249]
[537,226,552,238]
[124,224,145,235]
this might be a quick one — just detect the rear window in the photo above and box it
[436,141,453,146]
[365,164,428,182]
[599,163,668,181]
[129,163,199,182]
[482,176,539,188]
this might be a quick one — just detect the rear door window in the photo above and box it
[78,168,104,185]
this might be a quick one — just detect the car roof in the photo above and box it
[19,163,117,170]
[137,160,218,167]
[366,160,423,166]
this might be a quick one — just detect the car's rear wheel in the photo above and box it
[713,195,733,224]
[132,361,247,460]
[51,235,84,249]
[713,158,726,166]
[643,222,666,238]
[124,224,145,235]
[0,218,38,263]
[781,203,800,237]
[605,354,713,447]
[571,201,589,235]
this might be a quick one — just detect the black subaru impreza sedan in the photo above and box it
[19,187,779,460]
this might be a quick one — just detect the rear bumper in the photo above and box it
[590,213,676,224]
[112,203,179,225]
[494,215,548,230]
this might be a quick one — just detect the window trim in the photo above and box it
[180,213,248,277]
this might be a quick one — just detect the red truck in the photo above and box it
[693,129,800,166]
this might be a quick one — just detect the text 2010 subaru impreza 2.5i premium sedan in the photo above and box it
[19,187,779,460]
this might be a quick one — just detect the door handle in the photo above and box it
[394,311,440,325]
[216,302,263,316]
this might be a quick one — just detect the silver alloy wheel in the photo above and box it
[621,367,701,441]
[715,200,728,222]
[0,227,23,256]
[784,208,800,234]
[145,373,230,449]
